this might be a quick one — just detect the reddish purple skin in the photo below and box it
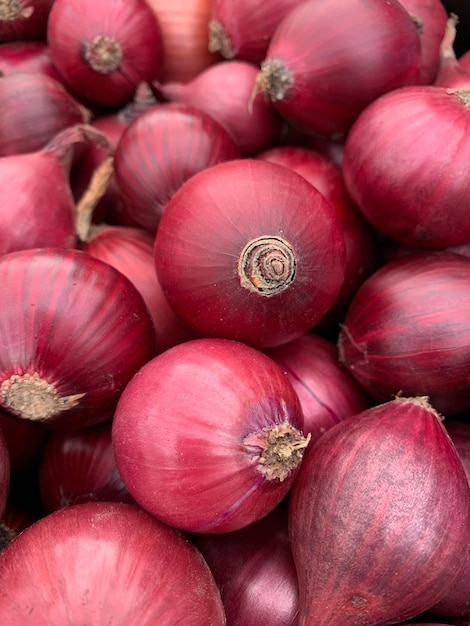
[338,252,470,415]
[288,398,470,625]
[0,502,226,624]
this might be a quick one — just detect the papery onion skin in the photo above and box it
[154,158,346,349]
[343,86,470,249]
[337,252,470,415]
[208,0,304,64]
[256,0,421,135]
[155,61,282,155]
[0,501,227,624]
[265,333,370,443]
[0,72,90,157]
[0,0,54,42]
[194,507,299,625]
[39,421,134,514]
[47,0,164,107]
[289,397,470,626]
[0,247,156,429]
[112,338,308,534]
[114,103,240,233]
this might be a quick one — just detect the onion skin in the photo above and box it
[112,338,308,534]
[0,0,54,42]
[343,86,470,249]
[289,397,470,626]
[0,501,226,624]
[256,0,421,135]
[194,507,299,625]
[47,0,164,107]
[0,410,48,474]
[114,103,240,233]
[0,247,156,429]
[265,333,370,443]
[337,252,470,415]
[154,159,346,349]
[0,42,61,80]
[39,421,134,513]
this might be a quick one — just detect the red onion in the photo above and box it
[154,159,346,349]
[114,103,240,233]
[47,0,164,107]
[208,0,303,64]
[194,507,299,625]
[460,50,470,72]
[0,72,90,156]
[39,421,133,513]
[0,247,156,429]
[0,410,48,474]
[0,41,61,80]
[81,225,196,353]
[0,501,226,624]
[265,333,370,443]
[112,338,309,533]
[154,61,282,155]
[255,0,421,135]
[0,502,36,550]
[0,0,54,42]
[338,252,470,416]
[434,15,470,89]
[0,124,111,257]
[0,429,9,522]
[256,145,377,325]
[343,86,470,249]
[399,0,448,85]
[289,396,470,625]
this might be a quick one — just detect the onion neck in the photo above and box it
[0,0,33,21]
[0,372,85,422]
[83,36,123,74]
[208,20,235,59]
[238,235,297,296]
[243,422,311,482]
[0,524,16,551]
[254,59,294,103]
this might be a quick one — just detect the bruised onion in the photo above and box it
[338,252,470,415]
[0,0,54,42]
[0,73,90,156]
[154,159,346,349]
[265,333,370,443]
[255,0,421,134]
[194,507,299,625]
[343,86,470,249]
[39,421,133,513]
[112,338,309,534]
[114,103,240,233]
[289,396,470,625]
[0,501,226,624]
[154,61,282,155]
[0,247,155,429]
[47,0,164,107]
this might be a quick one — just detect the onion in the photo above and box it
[0,247,156,429]
[145,0,218,82]
[154,61,282,155]
[0,0,54,42]
[208,0,303,64]
[399,0,448,85]
[265,333,370,443]
[337,252,470,416]
[0,72,90,157]
[0,429,9,522]
[256,145,377,325]
[289,396,470,625]
[114,103,240,233]
[0,501,226,624]
[154,159,346,349]
[0,502,35,550]
[39,421,133,513]
[460,50,470,72]
[112,338,309,533]
[0,124,111,257]
[47,0,164,107]
[434,15,470,89]
[0,41,61,80]
[0,410,48,474]
[194,506,299,625]
[343,86,470,249]
[255,0,421,135]
[81,225,196,352]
